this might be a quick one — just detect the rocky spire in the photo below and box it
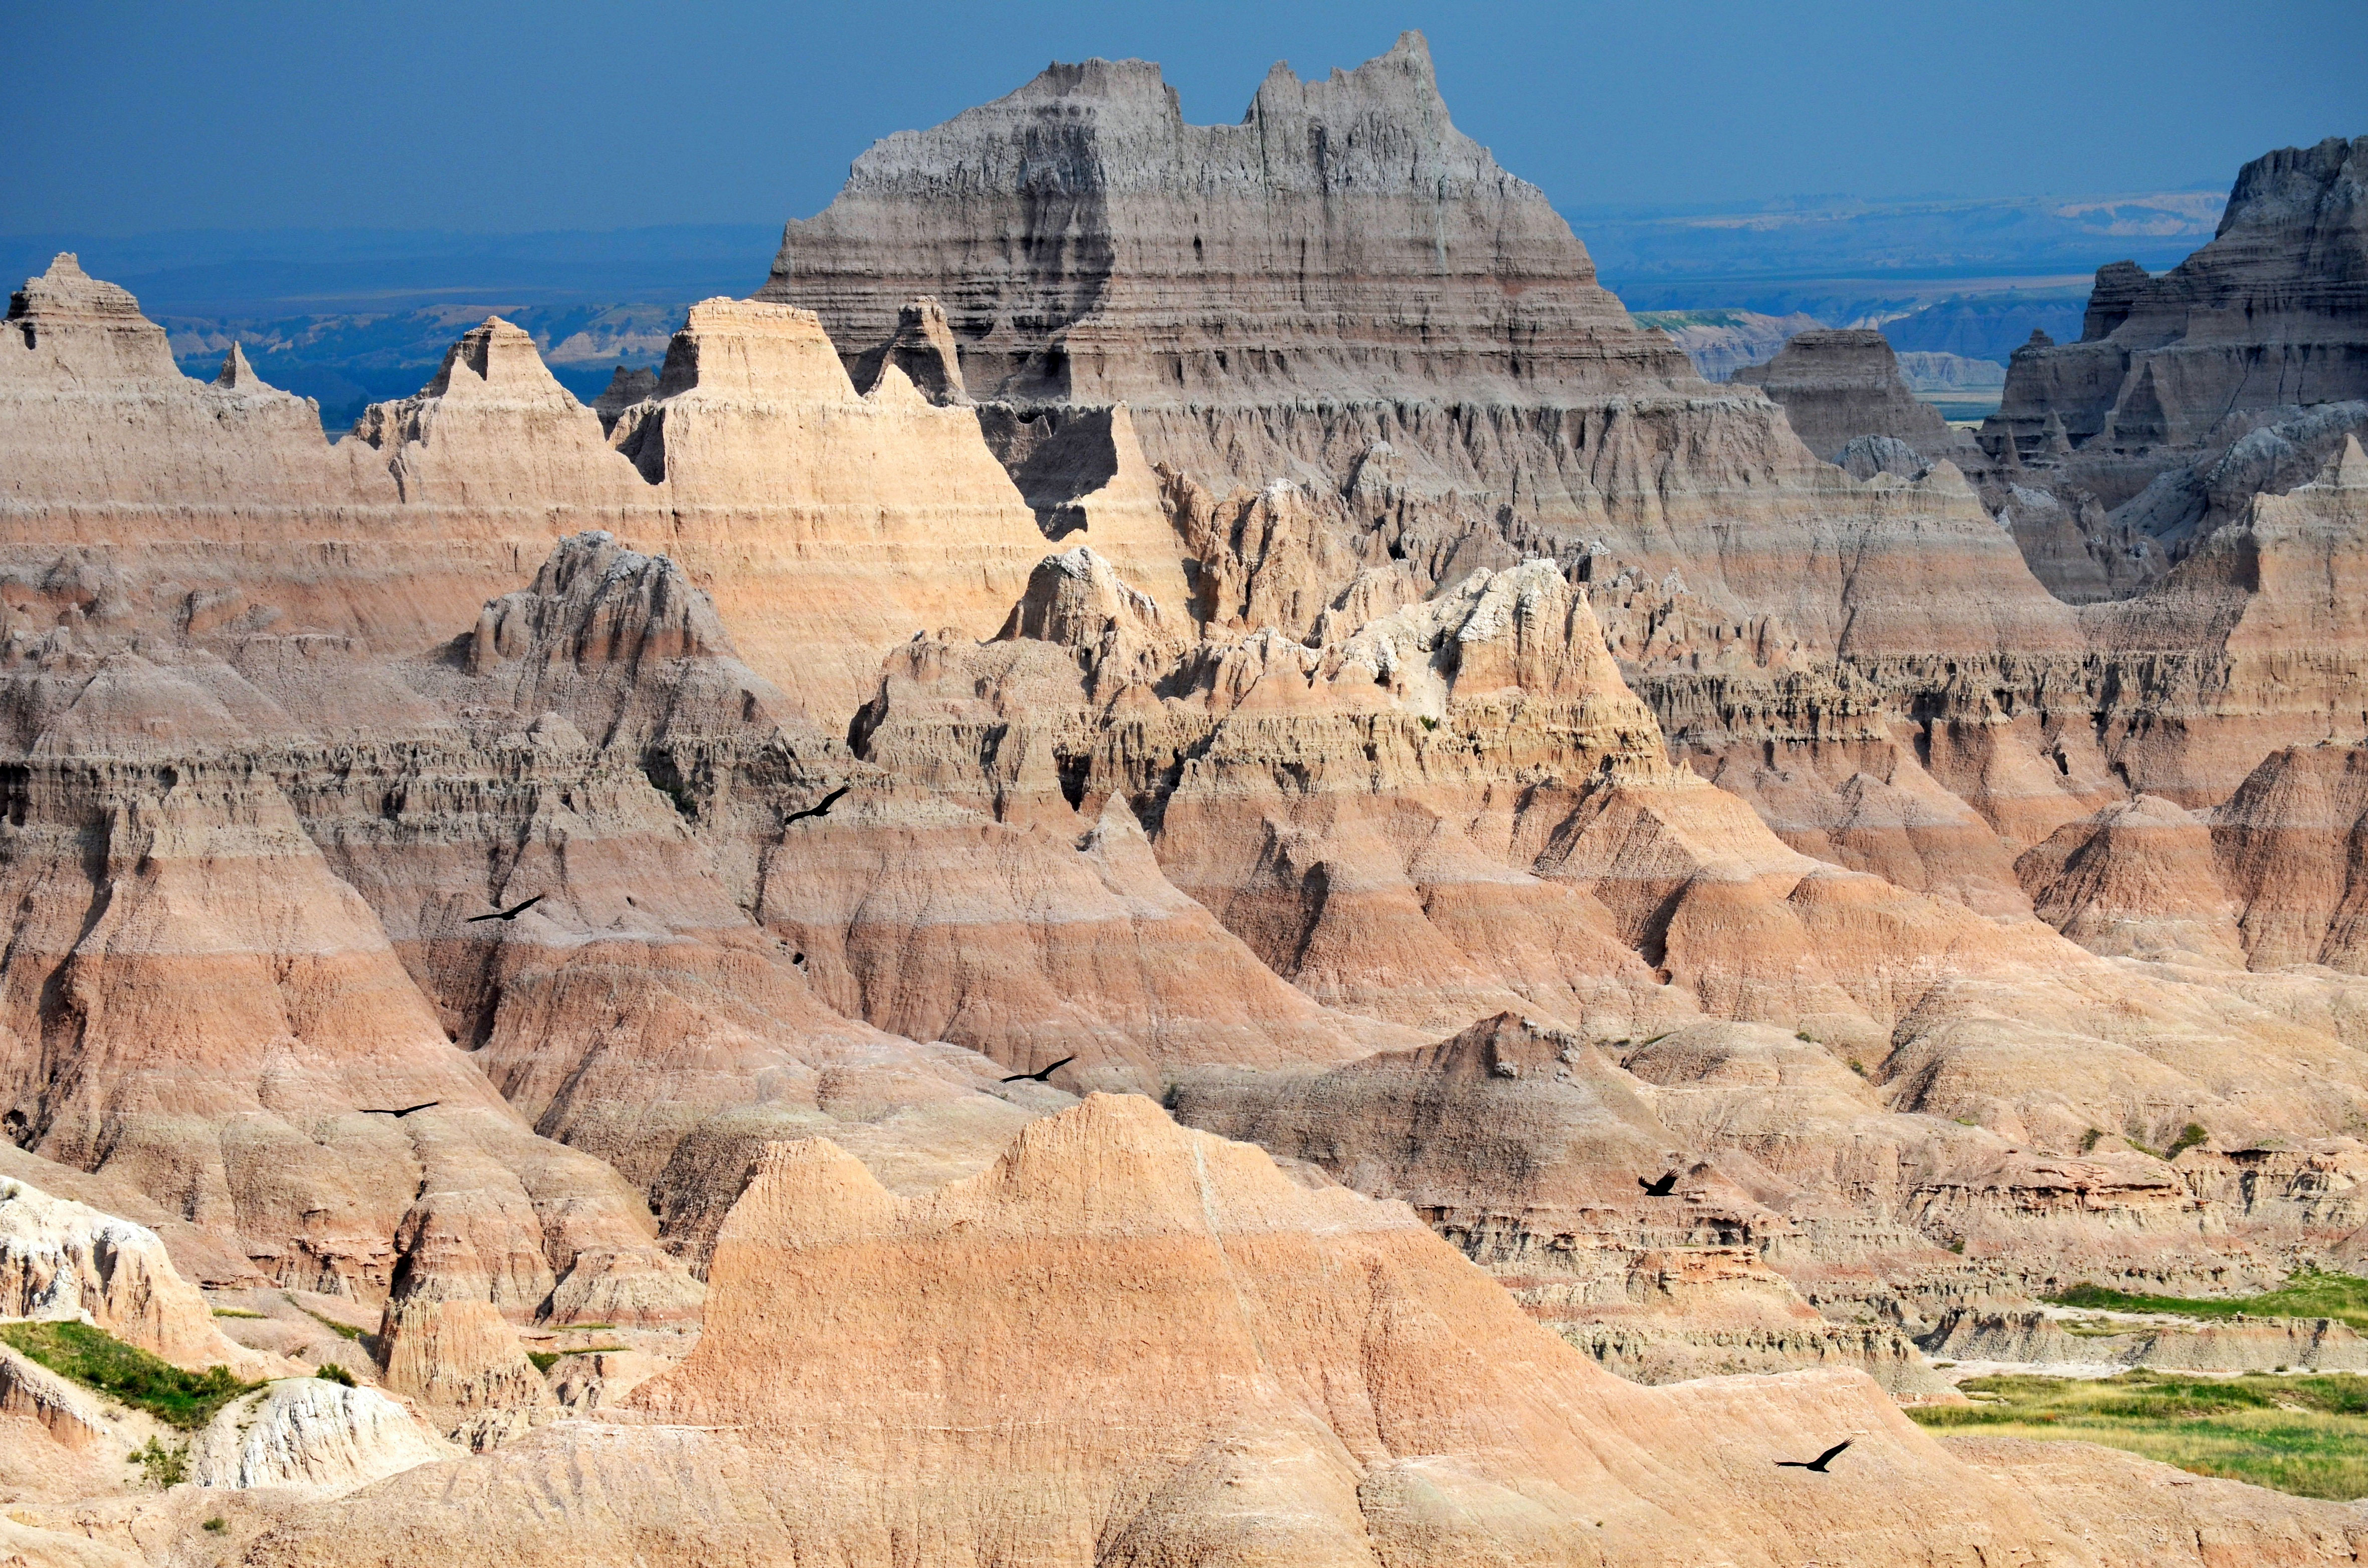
[2319,433,2368,490]
[2043,410,2073,458]
[853,297,969,405]
[212,341,272,391]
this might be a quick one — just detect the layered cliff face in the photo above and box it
[757,34,2221,947]
[2086,437,2368,804]
[766,33,1698,421]
[768,32,1959,660]
[1990,137,2368,459]
[1980,137,2368,602]
[1731,329,1967,466]
[606,297,1059,714]
[1,255,379,514]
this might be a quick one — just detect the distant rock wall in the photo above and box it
[1731,329,1967,464]
[1989,136,2368,460]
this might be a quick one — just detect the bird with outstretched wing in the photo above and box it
[1775,1440,1852,1472]
[784,786,851,825]
[1001,1055,1076,1084]
[466,894,544,924]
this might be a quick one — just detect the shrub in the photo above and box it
[129,1436,187,1486]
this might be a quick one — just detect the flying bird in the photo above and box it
[357,1101,439,1118]
[1638,1172,1678,1197]
[1001,1054,1077,1084]
[1775,1441,1852,1472]
[784,785,851,825]
[467,894,545,924]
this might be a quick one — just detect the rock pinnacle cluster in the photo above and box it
[0,34,2365,1567]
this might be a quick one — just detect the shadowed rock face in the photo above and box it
[1978,138,2368,603]
[765,32,1698,417]
[1731,329,1968,466]
[1992,136,2368,459]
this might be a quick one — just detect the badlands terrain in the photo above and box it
[2,28,2368,1564]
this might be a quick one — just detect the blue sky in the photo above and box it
[7,0,2362,236]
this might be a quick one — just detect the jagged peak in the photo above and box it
[2216,133,2368,241]
[212,342,274,393]
[6,252,143,323]
[2313,433,2368,491]
[420,316,567,400]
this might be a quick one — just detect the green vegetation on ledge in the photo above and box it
[1909,1369,2368,1500]
[288,1295,366,1340]
[0,1321,257,1429]
[2045,1268,2368,1333]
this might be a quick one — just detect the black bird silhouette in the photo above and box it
[1637,1172,1678,1197]
[466,894,544,924]
[784,785,851,825]
[1775,1440,1852,1472]
[1001,1054,1077,1084]
[357,1101,439,1118]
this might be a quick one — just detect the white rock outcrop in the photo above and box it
[0,1177,255,1370]
[189,1377,461,1495]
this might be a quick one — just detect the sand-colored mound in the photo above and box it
[234,1096,2368,1565]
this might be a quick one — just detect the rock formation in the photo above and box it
[6,42,2368,1565]
[1980,137,2368,600]
[228,1098,2368,1565]
[375,1297,553,1446]
[1731,328,1972,467]
[604,296,1063,713]
[189,1379,461,1495]
[1990,137,2368,460]
[0,1178,261,1371]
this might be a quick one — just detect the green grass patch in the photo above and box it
[2059,1317,2136,1338]
[1,1322,257,1430]
[210,1307,265,1319]
[528,1345,628,1374]
[2045,1268,2368,1333]
[288,1296,365,1340]
[1911,1369,2368,1499]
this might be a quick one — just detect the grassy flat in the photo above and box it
[1910,1370,2368,1500]
[2046,1268,2368,1332]
[0,1321,256,1430]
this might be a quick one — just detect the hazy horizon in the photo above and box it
[8,1,2358,241]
